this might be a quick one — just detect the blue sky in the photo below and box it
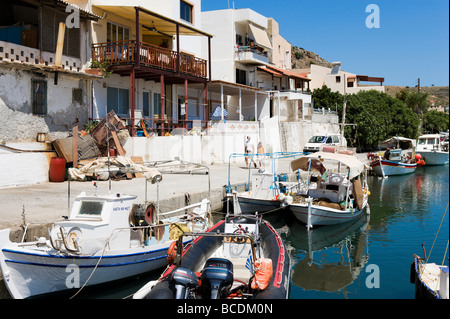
[202,0,449,87]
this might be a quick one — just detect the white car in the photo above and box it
[303,135,342,153]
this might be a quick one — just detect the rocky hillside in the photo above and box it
[385,86,449,108]
[291,46,333,69]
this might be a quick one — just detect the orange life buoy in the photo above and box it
[167,241,177,265]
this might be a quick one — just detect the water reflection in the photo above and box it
[286,214,370,296]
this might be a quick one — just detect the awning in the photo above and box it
[93,5,213,37]
[291,151,368,180]
[248,24,272,50]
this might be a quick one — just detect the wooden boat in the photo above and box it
[133,214,290,299]
[0,167,211,299]
[370,155,418,176]
[288,152,370,228]
[416,134,449,166]
[368,137,424,176]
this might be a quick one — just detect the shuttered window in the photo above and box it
[41,6,80,58]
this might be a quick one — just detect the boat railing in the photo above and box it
[176,231,258,268]
[226,152,307,195]
[104,199,210,250]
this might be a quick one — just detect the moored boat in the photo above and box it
[226,152,304,215]
[288,151,370,228]
[416,133,449,166]
[133,213,290,299]
[368,137,424,176]
[0,168,211,299]
[411,253,449,299]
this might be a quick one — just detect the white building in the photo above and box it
[294,62,385,95]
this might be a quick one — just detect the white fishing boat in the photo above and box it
[226,152,303,215]
[0,166,210,299]
[416,133,449,166]
[288,152,370,229]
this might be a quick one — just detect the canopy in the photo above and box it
[379,136,416,149]
[291,152,368,180]
[248,24,272,50]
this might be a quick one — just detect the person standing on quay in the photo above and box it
[245,136,256,168]
[257,141,265,171]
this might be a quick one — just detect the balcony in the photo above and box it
[92,40,208,79]
[235,46,269,65]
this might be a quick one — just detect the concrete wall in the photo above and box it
[0,67,89,142]
[280,120,341,153]
[0,142,55,188]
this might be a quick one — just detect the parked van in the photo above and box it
[303,134,342,153]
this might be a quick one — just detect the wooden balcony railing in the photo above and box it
[92,40,207,79]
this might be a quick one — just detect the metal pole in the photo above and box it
[306,197,313,231]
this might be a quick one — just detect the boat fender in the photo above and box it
[167,241,178,265]
[251,258,273,291]
[277,193,285,202]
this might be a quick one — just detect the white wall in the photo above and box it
[0,143,55,188]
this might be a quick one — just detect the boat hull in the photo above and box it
[371,160,417,176]
[0,229,190,299]
[411,256,441,299]
[419,151,449,166]
[290,202,366,227]
[237,195,282,214]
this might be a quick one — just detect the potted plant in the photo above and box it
[85,60,112,78]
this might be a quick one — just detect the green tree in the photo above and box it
[312,85,344,109]
[422,110,449,133]
[343,90,419,149]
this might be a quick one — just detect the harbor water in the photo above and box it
[286,164,449,299]
[3,164,448,299]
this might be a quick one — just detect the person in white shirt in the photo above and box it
[244,136,256,168]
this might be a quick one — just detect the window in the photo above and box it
[236,34,243,46]
[32,79,47,115]
[180,0,193,23]
[107,22,130,42]
[72,88,83,104]
[336,76,341,83]
[107,87,129,115]
[236,69,247,85]
[153,93,161,116]
[79,201,104,216]
[143,91,151,117]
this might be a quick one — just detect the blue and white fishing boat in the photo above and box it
[0,167,210,299]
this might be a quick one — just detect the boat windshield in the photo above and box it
[418,138,437,145]
[308,136,326,143]
[79,201,104,216]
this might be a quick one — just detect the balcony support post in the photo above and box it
[204,82,209,128]
[176,24,180,75]
[184,79,188,131]
[130,68,136,137]
[160,74,165,136]
[135,7,140,66]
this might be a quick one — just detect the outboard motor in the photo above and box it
[172,267,200,299]
[200,258,234,299]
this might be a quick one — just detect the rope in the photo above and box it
[426,201,449,264]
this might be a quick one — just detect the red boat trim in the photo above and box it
[264,221,284,288]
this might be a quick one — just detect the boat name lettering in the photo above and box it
[112,206,130,212]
